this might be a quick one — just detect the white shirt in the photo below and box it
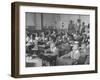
[70,50,80,60]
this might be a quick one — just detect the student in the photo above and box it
[35,32,39,41]
[85,42,90,64]
[78,43,88,64]
[44,39,58,66]
[26,34,33,47]
[39,32,45,41]
[26,33,30,44]
[26,34,36,56]
[69,41,80,64]
[57,41,80,65]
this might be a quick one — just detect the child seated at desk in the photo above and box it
[57,41,80,65]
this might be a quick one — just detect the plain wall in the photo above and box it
[0,0,99,80]
[26,13,89,30]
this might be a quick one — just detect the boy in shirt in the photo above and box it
[57,41,80,65]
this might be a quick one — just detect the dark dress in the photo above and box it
[68,23,76,35]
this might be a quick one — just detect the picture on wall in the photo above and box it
[11,2,98,78]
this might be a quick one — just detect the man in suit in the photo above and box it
[75,19,81,34]
[68,20,76,35]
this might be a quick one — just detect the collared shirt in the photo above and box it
[70,50,80,60]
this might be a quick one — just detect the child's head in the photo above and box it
[81,43,86,49]
[72,41,79,50]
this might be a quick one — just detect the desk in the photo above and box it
[41,50,57,66]
[26,56,42,67]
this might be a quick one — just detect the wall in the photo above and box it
[27,13,89,30]
[0,0,100,80]
[26,13,36,27]
[26,13,42,30]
